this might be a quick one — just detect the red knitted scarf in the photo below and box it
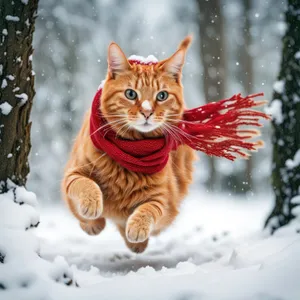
[90,60,270,174]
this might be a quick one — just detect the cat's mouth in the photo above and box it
[132,122,161,133]
[129,114,163,133]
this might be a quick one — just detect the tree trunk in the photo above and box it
[265,0,300,232]
[241,0,254,192]
[196,0,226,190]
[0,0,38,192]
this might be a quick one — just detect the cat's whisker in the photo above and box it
[100,112,128,115]
[102,114,129,118]
[115,122,130,137]
[164,123,185,144]
[166,127,182,144]
[168,123,199,143]
[164,118,197,125]
[165,123,192,143]
[162,127,177,143]
[164,119,181,124]
[110,121,127,132]
[90,124,108,137]
[103,121,127,138]
[105,119,129,136]
[90,125,111,138]
[90,119,126,137]
[161,123,182,144]
[120,126,131,137]
[70,120,124,157]
[166,113,182,116]
[169,125,185,144]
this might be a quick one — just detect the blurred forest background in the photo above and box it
[28,0,286,202]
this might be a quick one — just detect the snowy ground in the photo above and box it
[36,188,271,276]
[1,186,300,300]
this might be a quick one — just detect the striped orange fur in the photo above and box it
[62,36,197,253]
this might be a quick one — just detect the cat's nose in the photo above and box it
[140,100,153,119]
[140,110,153,119]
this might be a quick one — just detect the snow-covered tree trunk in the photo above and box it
[196,0,226,190]
[0,0,38,192]
[265,0,300,232]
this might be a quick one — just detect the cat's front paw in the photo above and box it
[80,218,106,235]
[126,214,152,243]
[78,185,103,219]
[126,239,149,254]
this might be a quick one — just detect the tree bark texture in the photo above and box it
[0,0,38,191]
[265,0,300,232]
[196,0,226,190]
[241,0,254,191]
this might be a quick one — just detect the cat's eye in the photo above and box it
[156,91,169,101]
[125,89,137,100]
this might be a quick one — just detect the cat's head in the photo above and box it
[100,36,192,139]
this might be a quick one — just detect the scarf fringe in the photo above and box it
[179,93,271,161]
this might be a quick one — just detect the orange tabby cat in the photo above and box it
[62,36,196,253]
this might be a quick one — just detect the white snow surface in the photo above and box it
[128,54,158,64]
[15,93,28,106]
[265,99,283,124]
[6,75,15,81]
[2,187,300,299]
[286,149,300,169]
[5,16,20,22]
[273,80,285,94]
[0,102,12,115]
[1,79,8,89]
[97,80,106,91]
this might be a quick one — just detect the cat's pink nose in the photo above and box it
[140,100,153,119]
[140,110,153,119]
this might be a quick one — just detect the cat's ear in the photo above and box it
[177,35,193,51]
[160,35,192,80]
[107,42,131,78]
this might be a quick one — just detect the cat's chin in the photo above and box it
[131,124,161,133]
